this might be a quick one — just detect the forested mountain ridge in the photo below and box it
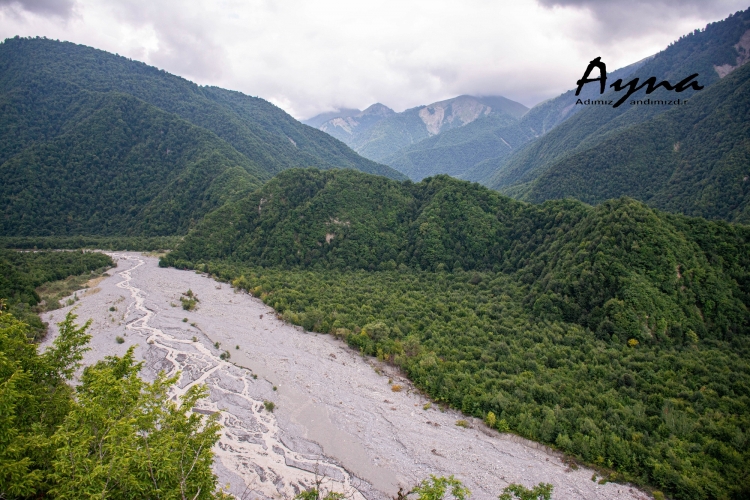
[486,8,750,193]
[455,57,651,184]
[0,36,401,179]
[0,37,404,237]
[520,56,750,223]
[380,112,532,181]
[166,168,750,343]
[163,168,750,499]
[0,89,266,236]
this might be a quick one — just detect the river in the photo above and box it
[42,253,647,500]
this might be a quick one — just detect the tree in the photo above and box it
[49,347,222,499]
[0,309,89,498]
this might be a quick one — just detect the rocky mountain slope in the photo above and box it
[304,95,528,165]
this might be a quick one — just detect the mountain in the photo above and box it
[521,55,750,223]
[163,168,750,499]
[301,107,361,128]
[0,37,404,237]
[316,103,396,145]
[381,112,534,181]
[485,9,750,196]
[456,56,651,183]
[1,91,266,236]
[165,170,750,344]
[315,60,645,181]
[307,95,529,164]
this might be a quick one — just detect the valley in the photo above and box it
[2,8,750,499]
[41,253,646,500]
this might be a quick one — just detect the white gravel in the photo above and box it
[41,253,650,500]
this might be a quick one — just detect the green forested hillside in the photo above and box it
[0,36,399,179]
[0,37,403,238]
[521,52,750,223]
[1,91,266,236]
[164,168,750,499]
[381,113,534,181]
[486,9,750,193]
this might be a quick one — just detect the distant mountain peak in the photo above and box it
[360,103,395,117]
[418,95,494,135]
[301,107,361,128]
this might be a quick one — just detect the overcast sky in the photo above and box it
[0,0,747,118]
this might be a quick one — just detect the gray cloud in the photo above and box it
[106,1,228,82]
[0,0,747,119]
[536,0,748,41]
[0,0,75,18]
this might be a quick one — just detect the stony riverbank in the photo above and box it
[42,253,649,500]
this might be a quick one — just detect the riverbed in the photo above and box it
[42,253,648,500]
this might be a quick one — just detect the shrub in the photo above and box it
[180,290,199,311]
[497,419,510,432]
[263,400,275,412]
[455,420,468,428]
[115,336,124,344]
[485,411,497,428]
[391,384,403,392]
[499,483,553,500]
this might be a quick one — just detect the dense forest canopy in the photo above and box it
[0,36,402,180]
[166,169,750,344]
[163,169,750,499]
[0,37,404,238]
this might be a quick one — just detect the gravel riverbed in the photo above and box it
[42,253,649,500]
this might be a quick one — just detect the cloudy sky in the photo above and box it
[0,0,746,118]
